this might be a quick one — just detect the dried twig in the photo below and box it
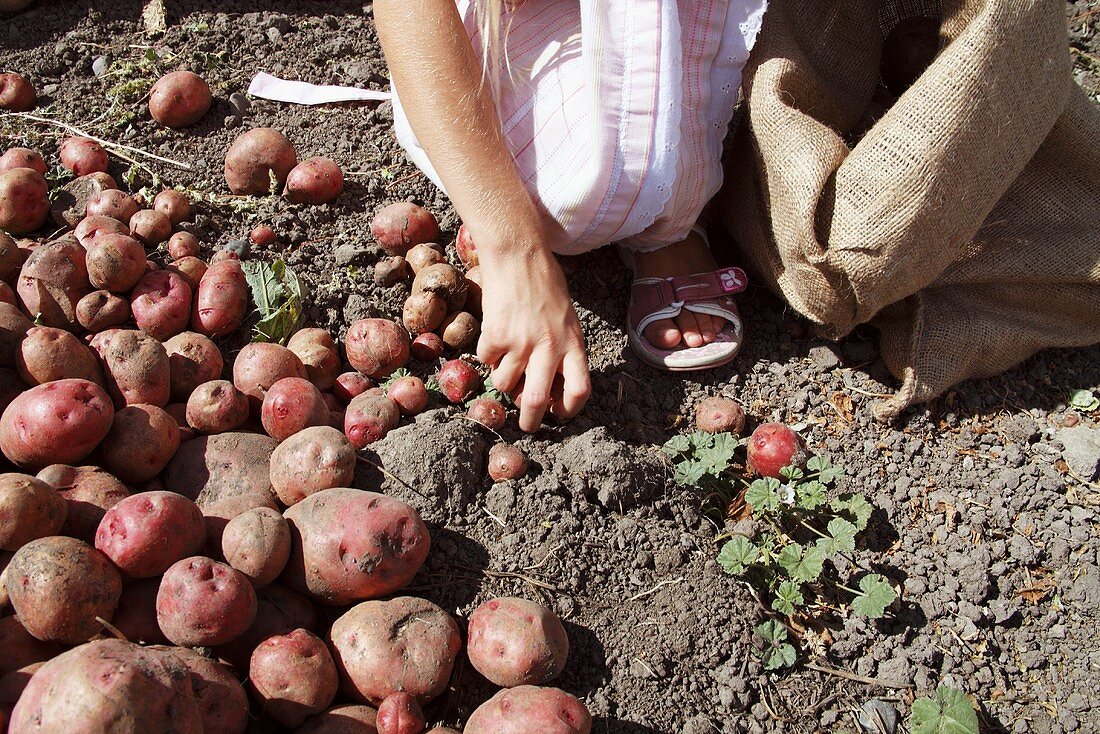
[1,112,192,170]
[805,662,913,689]
[355,454,429,500]
[628,575,684,602]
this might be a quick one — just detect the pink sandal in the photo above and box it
[626,233,747,371]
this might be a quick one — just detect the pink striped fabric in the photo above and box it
[392,0,768,255]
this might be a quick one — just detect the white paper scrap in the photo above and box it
[247,72,392,106]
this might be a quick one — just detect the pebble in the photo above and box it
[334,243,371,266]
[228,92,251,117]
[809,345,841,370]
[1058,426,1100,479]
[91,55,109,77]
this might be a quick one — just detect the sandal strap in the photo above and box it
[629,267,748,336]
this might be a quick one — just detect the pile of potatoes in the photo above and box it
[0,135,577,730]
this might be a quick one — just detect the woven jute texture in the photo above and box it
[718,0,1100,419]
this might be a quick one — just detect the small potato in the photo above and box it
[191,257,249,337]
[284,156,344,204]
[129,208,172,246]
[0,167,49,234]
[164,331,224,403]
[16,325,105,386]
[463,265,483,315]
[0,73,34,111]
[695,395,745,435]
[100,404,182,483]
[167,254,208,289]
[467,597,569,687]
[164,431,279,509]
[456,222,479,267]
[222,507,291,587]
[86,232,146,292]
[153,189,192,225]
[261,377,333,442]
[17,237,89,329]
[0,473,67,551]
[402,290,447,334]
[85,188,139,222]
[270,425,356,506]
[412,263,467,313]
[92,329,171,407]
[233,342,307,409]
[468,396,506,430]
[333,372,373,404]
[374,255,410,287]
[0,378,114,470]
[387,375,428,416]
[59,136,108,176]
[288,328,341,391]
[0,231,24,283]
[224,127,298,195]
[0,147,46,175]
[6,536,122,643]
[111,578,168,645]
[376,692,424,734]
[37,464,130,543]
[148,70,212,129]
[76,290,131,332]
[345,318,410,379]
[464,686,592,734]
[283,488,430,605]
[410,332,445,362]
[405,242,445,275]
[95,490,205,577]
[370,202,439,256]
[156,556,258,646]
[250,224,276,246]
[344,393,400,448]
[250,628,339,727]
[438,359,482,403]
[186,379,250,434]
[298,705,380,734]
[488,443,528,481]
[213,582,317,673]
[167,230,200,259]
[201,492,279,557]
[440,311,479,351]
[74,214,129,249]
[170,647,249,734]
[329,596,460,704]
[131,269,193,341]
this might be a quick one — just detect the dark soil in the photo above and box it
[2,2,1098,733]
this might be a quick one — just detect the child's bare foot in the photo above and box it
[632,229,725,348]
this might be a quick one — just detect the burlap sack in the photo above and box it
[718,0,1100,419]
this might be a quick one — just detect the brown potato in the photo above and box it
[232,342,307,410]
[0,303,31,367]
[439,311,479,350]
[222,507,292,588]
[50,171,117,228]
[153,189,192,225]
[185,379,249,434]
[73,214,129,250]
[148,71,212,129]
[344,318,410,379]
[17,326,105,387]
[100,404,181,483]
[163,431,279,508]
[0,147,46,175]
[17,238,89,329]
[412,263,467,312]
[167,231,200,259]
[405,242,445,275]
[164,331,224,403]
[85,189,139,222]
[86,232,146,292]
[0,473,67,552]
[224,128,298,195]
[269,425,356,506]
[129,208,172,246]
[36,464,130,543]
[92,329,171,407]
[0,167,49,234]
[0,231,23,283]
[288,328,341,391]
[76,290,131,332]
[167,255,208,290]
[370,202,439,256]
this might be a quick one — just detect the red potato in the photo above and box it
[37,464,130,543]
[149,70,212,129]
[376,692,424,734]
[403,290,447,334]
[169,646,250,734]
[131,270,193,340]
[695,396,746,435]
[463,266,483,315]
[0,378,114,470]
[0,73,35,112]
[0,147,46,175]
[0,167,49,234]
[164,431,279,508]
[288,328,342,391]
[334,372,373,403]
[73,214,129,249]
[412,263,468,314]
[129,208,172,246]
[467,597,569,687]
[746,422,809,478]
[468,397,506,430]
[250,224,276,245]
[111,578,168,644]
[0,232,24,283]
[440,311,480,351]
[405,243,445,275]
[59,136,108,176]
[17,237,89,329]
[0,473,66,551]
[224,127,298,195]
[191,256,249,337]
[438,359,482,403]
[85,188,139,222]
[213,582,317,673]
[464,686,592,734]
[156,556,257,646]
[168,254,208,289]
[164,331,224,402]
[387,375,428,416]
[374,255,410,287]
[166,401,197,442]
[222,507,291,587]
[344,393,400,448]
[94,491,205,577]
[456,223,479,267]
[410,332,445,362]
[16,326,105,387]
[201,493,279,557]
[329,596,460,704]
[250,628,339,726]
[152,189,193,226]
[0,617,63,676]
[285,156,344,205]
[211,248,239,263]
[186,379,249,434]
[168,230,200,259]
[370,202,440,256]
[0,280,14,305]
[6,536,122,643]
[9,640,203,734]
[345,318,410,379]
[234,342,308,408]
[76,290,131,332]
[93,329,171,407]
[100,404,181,483]
[86,232,146,292]
[270,425,356,506]
[298,705,380,734]
[282,488,430,605]
[488,443,528,481]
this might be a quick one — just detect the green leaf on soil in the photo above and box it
[1070,389,1099,412]
[700,433,737,472]
[780,464,804,482]
[772,580,804,616]
[805,455,829,472]
[764,642,797,670]
[851,573,897,619]
[663,434,691,457]
[242,258,304,345]
[817,517,858,556]
[673,461,707,487]
[755,620,797,670]
[796,480,828,510]
[777,542,825,583]
[718,536,759,576]
[909,686,979,734]
[831,493,872,530]
[746,477,783,513]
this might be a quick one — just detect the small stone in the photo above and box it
[856,700,899,734]
[1059,426,1100,479]
[223,239,250,258]
[809,345,841,370]
[91,55,110,77]
[228,92,251,116]
[334,243,370,266]
[265,27,282,45]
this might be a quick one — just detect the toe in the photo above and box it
[644,318,682,349]
[698,313,719,343]
[677,311,704,348]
